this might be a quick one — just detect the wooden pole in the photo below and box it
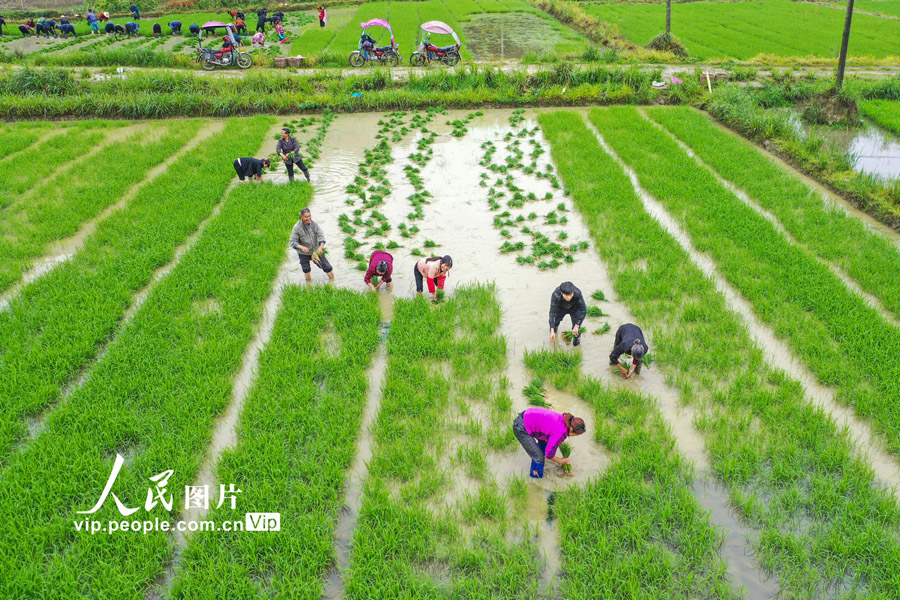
[836,0,855,91]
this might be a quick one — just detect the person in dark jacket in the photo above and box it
[59,22,76,37]
[549,281,587,346]
[233,157,269,181]
[19,23,34,36]
[609,323,648,378]
[168,21,182,35]
[0,15,6,36]
[105,22,116,35]
[125,21,139,36]
[189,23,201,36]
[130,3,140,20]
[289,208,334,282]
[256,8,267,33]
[275,128,310,182]
[152,22,161,36]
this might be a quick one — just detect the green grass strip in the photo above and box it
[0,116,272,467]
[540,110,900,598]
[647,106,900,321]
[0,123,47,158]
[0,120,121,205]
[0,121,201,293]
[592,106,900,458]
[860,99,900,136]
[171,286,379,599]
[0,181,303,599]
[566,380,740,599]
[346,285,537,599]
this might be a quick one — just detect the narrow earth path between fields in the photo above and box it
[584,117,900,495]
[640,108,900,331]
[0,128,59,165]
[0,121,220,313]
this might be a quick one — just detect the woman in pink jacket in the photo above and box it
[414,255,452,302]
[513,407,585,477]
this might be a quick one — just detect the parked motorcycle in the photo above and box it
[409,22,461,67]
[197,45,253,70]
[349,31,400,67]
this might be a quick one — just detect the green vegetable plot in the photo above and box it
[860,99,900,136]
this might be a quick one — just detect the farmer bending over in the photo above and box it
[233,157,269,181]
[168,21,181,35]
[549,281,586,346]
[289,208,334,282]
[610,322,649,379]
[415,256,452,302]
[364,250,393,292]
[276,128,310,182]
[513,407,585,478]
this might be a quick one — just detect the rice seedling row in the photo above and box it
[290,7,357,58]
[859,100,900,136]
[855,0,900,17]
[346,285,541,599]
[522,349,741,598]
[0,121,200,293]
[539,110,900,598]
[0,117,271,467]
[646,106,900,322]
[0,179,301,600]
[0,120,122,206]
[326,2,392,54]
[168,286,379,599]
[0,124,49,161]
[583,0,900,59]
[591,106,900,460]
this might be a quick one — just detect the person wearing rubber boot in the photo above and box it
[513,407,585,478]
[289,208,334,282]
[610,322,649,379]
[548,281,587,346]
[275,128,310,183]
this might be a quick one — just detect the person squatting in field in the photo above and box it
[364,251,393,292]
[290,208,334,282]
[233,156,269,181]
[276,128,310,182]
[609,322,649,379]
[549,281,587,346]
[513,407,585,477]
[414,256,452,302]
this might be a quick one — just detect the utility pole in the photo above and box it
[666,0,671,35]
[836,0,855,91]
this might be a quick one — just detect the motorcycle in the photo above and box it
[349,30,399,67]
[409,22,461,67]
[197,44,253,70]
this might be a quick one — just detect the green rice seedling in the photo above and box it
[593,323,612,336]
[386,240,402,249]
[411,248,425,257]
[523,377,549,407]
[587,306,605,318]
[524,348,581,391]
[559,442,572,473]
[423,239,439,248]
[557,231,568,241]
[591,289,606,301]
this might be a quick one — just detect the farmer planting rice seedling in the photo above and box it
[364,250,393,292]
[232,156,269,181]
[414,254,452,302]
[276,127,310,182]
[609,322,648,378]
[513,407,586,478]
[549,281,587,346]
[290,207,334,282]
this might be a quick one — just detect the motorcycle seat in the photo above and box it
[435,45,457,52]
[375,45,393,52]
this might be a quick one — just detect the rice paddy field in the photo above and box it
[2,99,900,600]
[583,0,900,59]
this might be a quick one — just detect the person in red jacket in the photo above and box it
[317,6,326,28]
[414,255,452,302]
[364,250,393,292]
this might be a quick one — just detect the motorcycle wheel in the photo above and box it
[409,52,425,67]
[444,51,460,66]
[201,58,217,71]
[386,51,399,67]
[348,51,365,67]
[237,52,252,69]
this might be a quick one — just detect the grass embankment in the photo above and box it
[0,66,659,118]
[171,287,379,598]
[592,106,900,459]
[706,83,900,228]
[0,116,270,466]
[859,99,900,136]
[582,0,900,60]
[346,285,538,598]
[524,350,741,598]
[648,106,900,321]
[0,121,198,292]
[540,110,900,598]
[0,180,303,599]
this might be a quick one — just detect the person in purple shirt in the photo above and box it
[513,407,585,477]
[364,250,393,292]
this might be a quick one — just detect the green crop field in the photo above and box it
[855,0,900,17]
[584,0,900,59]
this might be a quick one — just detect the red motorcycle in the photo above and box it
[409,22,461,67]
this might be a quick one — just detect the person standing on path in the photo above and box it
[256,8,267,33]
[364,250,393,292]
[276,128,310,182]
[233,157,269,181]
[317,6,326,28]
[549,281,587,346]
[130,3,140,20]
[289,208,334,282]
[414,256,452,302]
[513,407,585,478]
[609,322,648,379]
